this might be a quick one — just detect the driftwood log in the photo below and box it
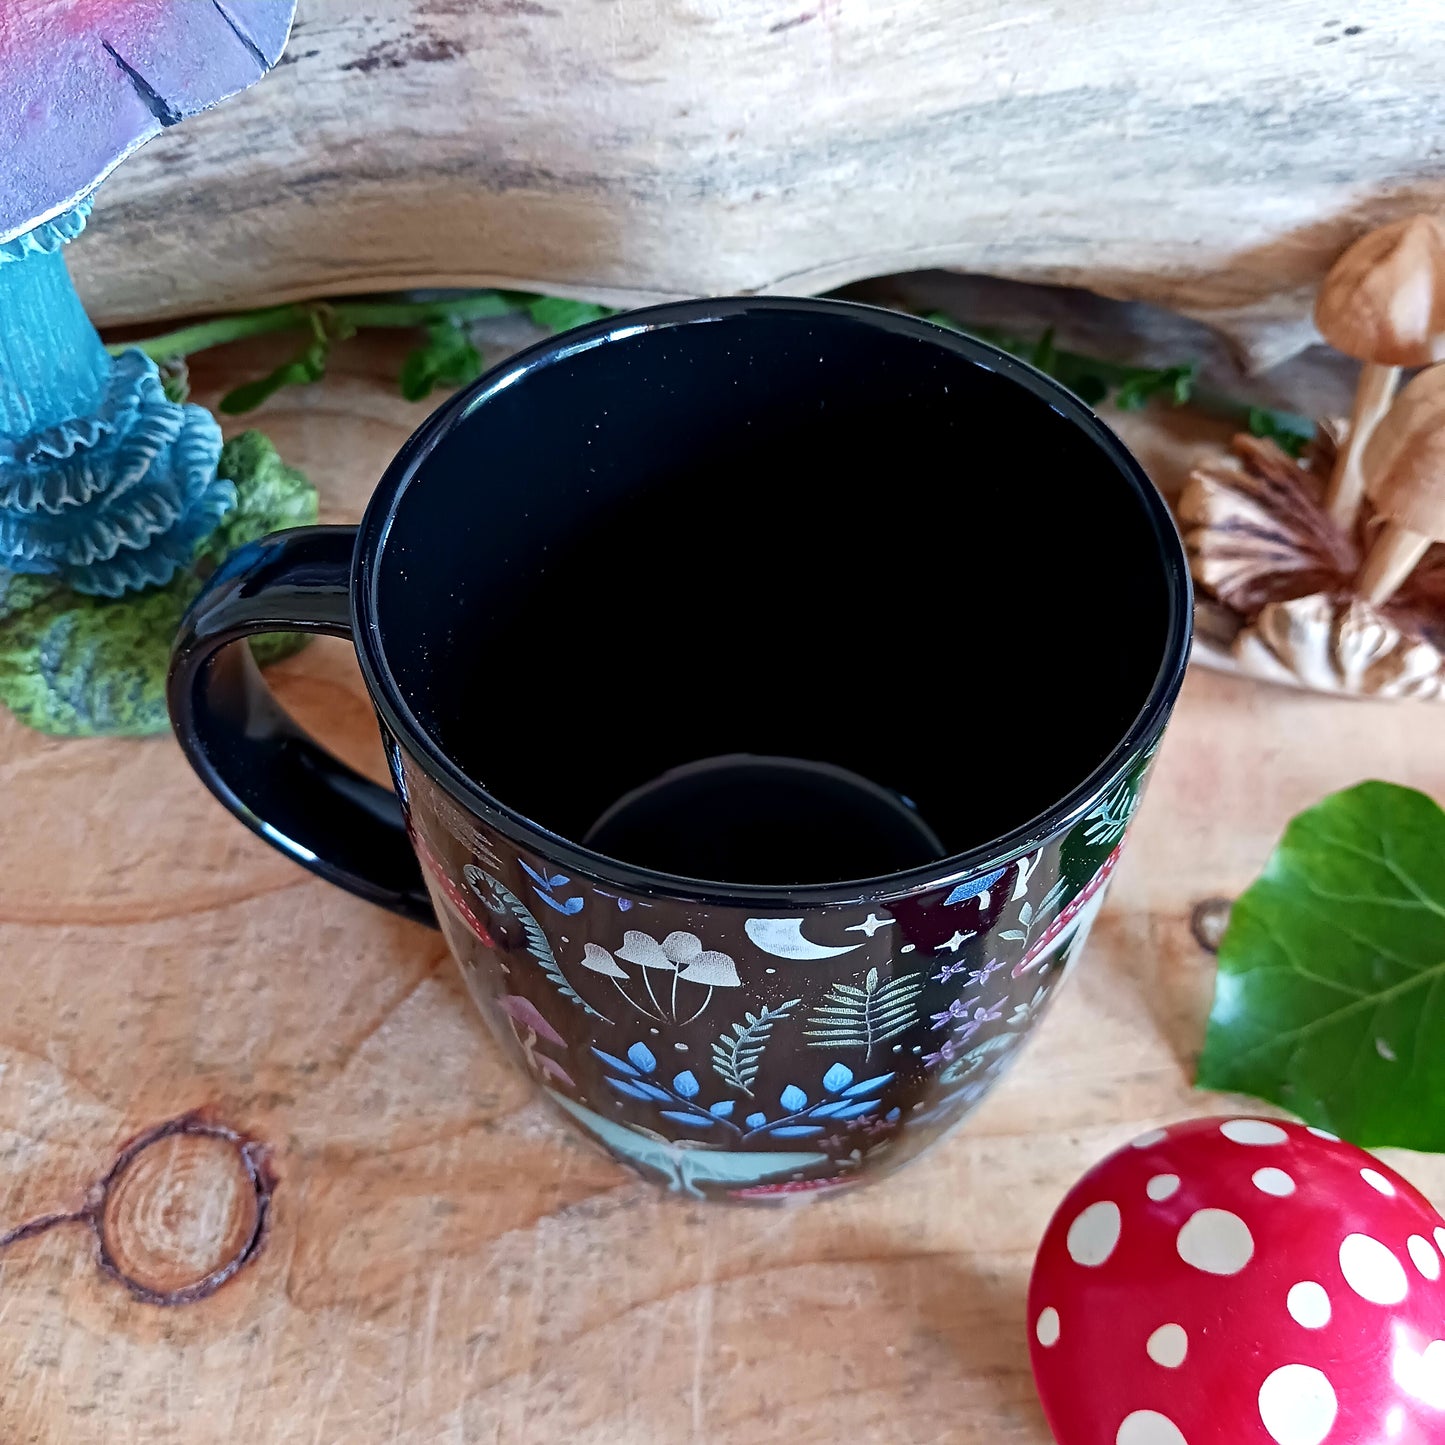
[73,0,1444,369]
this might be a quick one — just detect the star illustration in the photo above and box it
[847,913,894,937]
[935,929,975,953]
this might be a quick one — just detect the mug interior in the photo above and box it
[369,301,1182,887]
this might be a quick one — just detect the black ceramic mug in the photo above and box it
[169,298,1191,1201]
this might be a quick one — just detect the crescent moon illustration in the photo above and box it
[744,918,863,961]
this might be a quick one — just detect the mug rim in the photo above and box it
[352,295,1193,906]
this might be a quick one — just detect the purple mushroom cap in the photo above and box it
[0,0,297,242]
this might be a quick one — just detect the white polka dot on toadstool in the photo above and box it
[1253,1167,1296,1197]
[1361,1168,1397,1197]
[1177,1208,1254,1276]
[1391,1337,1445,1410]
[1131,1129,1168,1149]
[1286,1281,1332,1329]
[1146,1174,1180,1202]
[1067,1201,1122,1266]
[1339,1233,1409,1305]
[1258,1364,1338,1445]
[1221,1119,1289,1146]
[1408,1235,1441,1281]
[1146,1323,1188,1368]
[1306,1126,1339,1141]
[1115,1409,1189,1445]
[1036,1307,1061,1347]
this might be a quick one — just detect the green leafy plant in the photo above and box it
[398,321,484,402]
[711,999,801,1097]
[112,291,615,415]
[920,310,1312,449]
[804,968,923,1060]
[0,432,316,737]
[1198,780,1445,1151]
[114,289,1313,443]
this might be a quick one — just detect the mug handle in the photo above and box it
[167,525,437,926]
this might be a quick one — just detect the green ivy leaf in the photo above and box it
[1197,780,1445,1150]
[398,321,484,402]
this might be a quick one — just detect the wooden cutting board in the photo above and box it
[3,334,1443,1444]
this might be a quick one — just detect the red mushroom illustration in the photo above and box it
[1012,844,1123,979]
[1029,1116,1445,1444]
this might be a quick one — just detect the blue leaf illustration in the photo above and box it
[944,867,1005,906]
[661,1110,715,1128]
[779,1084,808,1112]
[519,860,550,885]
[607,1078,671,1103]
[885,1108,901,1122]
[593,1048,639,1077]
[673,1070,700,1098]
[833,1100,881,1119]
[535,892,584,915]
[628,1042,658,1073]
[810,1100,852,1118]
[822,1062,854,1093]
[709,1100,736,1118]
[548,873,569,888]
[746,1112,768,1129]
[842,1073,895,1097]
[769,1125,826,1137]
[466,866,607,1020]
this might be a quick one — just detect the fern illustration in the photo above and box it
[711,999,801,1097]
[804,968,923,1060]
[465,865,609,1021]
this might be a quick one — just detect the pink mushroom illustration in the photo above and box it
[496,995,574,1089]
[1029,1115,1445,1444]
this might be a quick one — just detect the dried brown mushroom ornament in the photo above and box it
[1181,215,1445,699]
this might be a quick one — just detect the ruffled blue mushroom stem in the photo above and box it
[0,199,234,597]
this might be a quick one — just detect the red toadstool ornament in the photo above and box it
[1029,1116,1445,1445]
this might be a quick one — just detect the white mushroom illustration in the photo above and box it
[578,930,740,1023]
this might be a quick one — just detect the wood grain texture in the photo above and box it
[3,333,1445,1444]
[68,0,1445,369]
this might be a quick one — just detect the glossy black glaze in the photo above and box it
[167,526,433,923]
[169,297,1192,1200]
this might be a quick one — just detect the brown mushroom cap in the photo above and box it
[1363,365,1445,537]
[1315,216,1445,366]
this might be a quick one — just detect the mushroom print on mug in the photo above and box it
[1029,1116,1445,1444]
[399,744,1158,1201]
